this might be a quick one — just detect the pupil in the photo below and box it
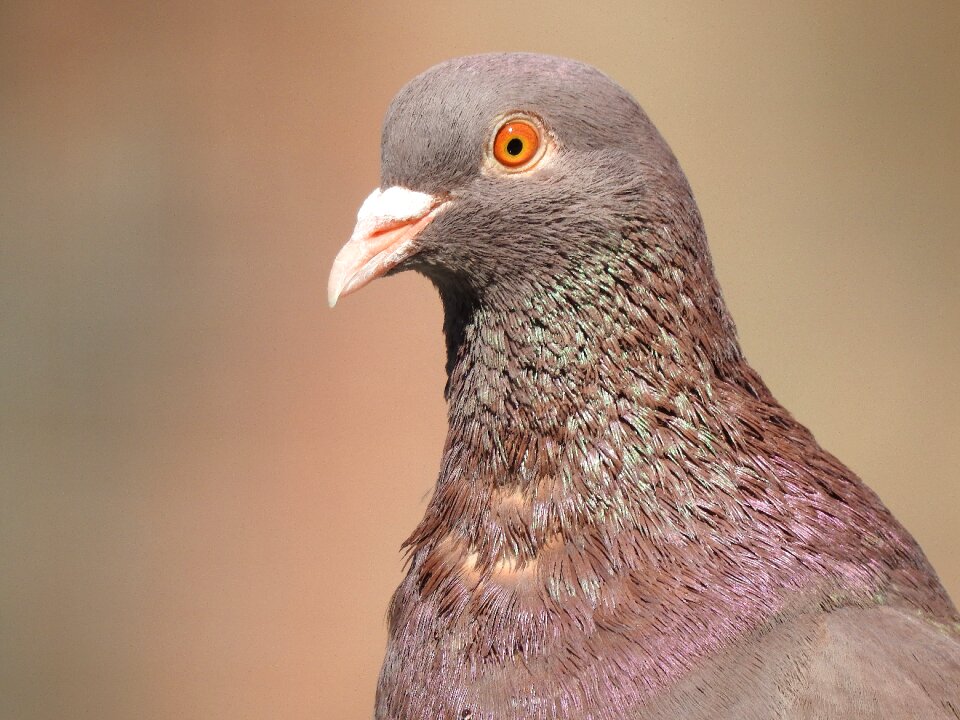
[506,137,524,156]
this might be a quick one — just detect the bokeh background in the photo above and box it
[2,2,958,718]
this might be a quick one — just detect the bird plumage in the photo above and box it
[329,53,960,720]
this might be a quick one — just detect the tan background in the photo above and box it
[1,2,958,719]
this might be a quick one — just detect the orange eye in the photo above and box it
[492,119,541,169]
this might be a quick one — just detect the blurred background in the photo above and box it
[1,2,958,718]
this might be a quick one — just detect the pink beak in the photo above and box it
[327,186,448,307]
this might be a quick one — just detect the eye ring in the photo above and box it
[491,115,545,171]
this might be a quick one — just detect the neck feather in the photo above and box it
[376,240,952,720]
[404,247,936,611]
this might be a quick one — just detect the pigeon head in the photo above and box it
[328,53,715,323]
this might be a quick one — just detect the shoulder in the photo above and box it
[788,604,960,718]
[638,603,960,720]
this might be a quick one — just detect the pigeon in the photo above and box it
[327,53,960,720]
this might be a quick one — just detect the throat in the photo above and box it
[407,283,748,575]
[403,282,921,606]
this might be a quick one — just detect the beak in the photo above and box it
[327,186,448,307]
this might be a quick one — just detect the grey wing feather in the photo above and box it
[637,605,960,719]
[790,605,960,718]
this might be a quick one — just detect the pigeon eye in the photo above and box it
[492,118,542,169]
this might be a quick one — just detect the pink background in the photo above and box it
[2,3,958,719]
